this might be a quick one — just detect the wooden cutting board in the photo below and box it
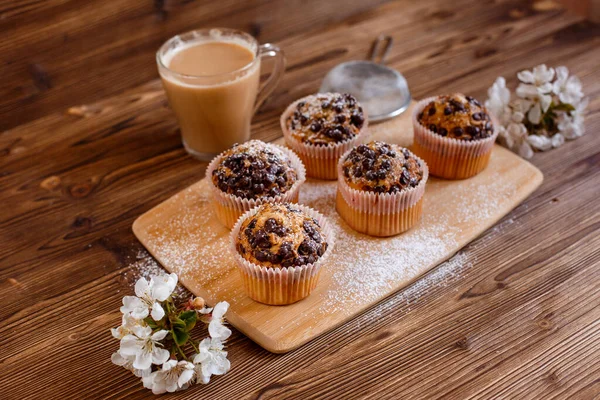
[132,101,543,353]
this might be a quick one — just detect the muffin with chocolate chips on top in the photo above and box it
[231,203,334,305]
[207,140,306,228]
[336,141,428,237]
[281,93,368,180]
[412,94,498,179]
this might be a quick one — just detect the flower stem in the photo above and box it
[164,298,189,361]
[189,340,199,353]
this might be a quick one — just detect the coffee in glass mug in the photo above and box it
[157,28,285,160]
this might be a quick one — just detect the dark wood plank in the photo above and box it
[1,0,599,399]
[0,0,390,131]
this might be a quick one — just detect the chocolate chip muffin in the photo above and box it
[285,93,365,146]
[236,203,328,268]
[341,142,424,194]
[211,140,298,200]
[417,94,493,141]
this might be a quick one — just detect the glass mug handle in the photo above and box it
[253,43,286,114]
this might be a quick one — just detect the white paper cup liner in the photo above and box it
[411,96,499,179]
[206,143,306,229]
[229,203,336,305]
[335,146,428,236]
[280,94,369,180]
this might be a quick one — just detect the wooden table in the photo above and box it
[1,1,599,398]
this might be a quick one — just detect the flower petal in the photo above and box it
[527,135,552,151]
[517,70,534,84]
[151,302,165,321]
[212,301,229,319]
[119,336,141,356]
[134,350,153,370]
[152,329,169,341]
[527,104,542,125]
[518,141,534,159]
[551,133,565,148]
[152,347,171,366]
[178,369,195,387]
[209,321,232,341]
[134,278,150,298]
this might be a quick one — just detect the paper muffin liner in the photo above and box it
[412,96,499,180]
[206,143,306,229]
[280,94,369,180]
[230,203,336,305]
[335,147,428,237]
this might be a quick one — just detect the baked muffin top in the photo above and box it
[236,203,328,268]
[341,141,424,194]
[211,140,298,200]
[417,94,494,141]
[285,93,365,146]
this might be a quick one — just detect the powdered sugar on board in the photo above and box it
[132,143,542,352]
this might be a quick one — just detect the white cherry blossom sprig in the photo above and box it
[111,273,232,394]
[485,64,588,159]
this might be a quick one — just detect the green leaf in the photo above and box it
[179,310,197,330]
[171,317,187,331]
[144,317,158,329]
[172,328,190,346]
[552,103,575,113]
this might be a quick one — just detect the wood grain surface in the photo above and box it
[132,103,543,353]
[1,0,600,399]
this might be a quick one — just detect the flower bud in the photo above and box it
[191,297,205,310]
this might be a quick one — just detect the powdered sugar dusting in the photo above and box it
[134,157,524,336]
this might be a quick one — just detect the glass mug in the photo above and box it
[157,28,285,160]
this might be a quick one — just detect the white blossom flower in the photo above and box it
[142,360,195,394]
[551,133,565,148]
[516,64,554,125]
[111,313,142,340]
[120,273,178,321]
[485,77,511,125]
[553,66,583,105]
[193,338,231,384]
[119,326,170,370]
[208,301,231,340]
[111,352,151,377]
[526,134,552,151]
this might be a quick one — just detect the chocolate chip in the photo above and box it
[362,158,374,170]
[317,243,327,256]
[321,101,330,109]
[466,126,480,136]
[296,101,305,109]
[344,166,350,178]
[439,127,448,137]
[376,170,387,180]
[353,166,363,178]
[444,107,453,115]
[351,113,364,128]
[334,104,344,113]
[335,114,346,123]
[298,240,317,255]
[310,122,322,132]
[409,177,419,187]
[264,218,278,233]
[429,124,437,133]
[254,230,270,249]
[365,171,377,181]
[363,148,376,159]
[380,159,391,170]
[299,114,309,125]
[269,187,280,197]
[472,112,482,121]
[276,176,286,187]
[428,106,436,116]
[278,242,294,259]
[254,250,270,262]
